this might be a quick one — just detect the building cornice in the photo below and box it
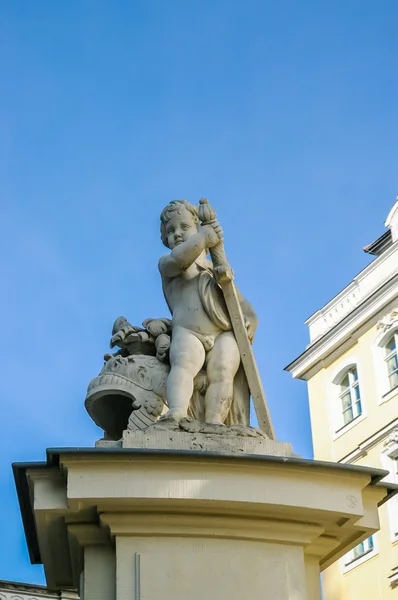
[338,419,398,465]
[285,273,398,380]
[305,240,398,343]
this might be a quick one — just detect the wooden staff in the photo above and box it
[198,198,275,439]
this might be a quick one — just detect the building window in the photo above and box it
[374,310,398,403]
[385,333,398,392]
[339,368,362,426]
[345,537,374,566]
[342,535,379,572]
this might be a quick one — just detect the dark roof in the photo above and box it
[12,457,49,564]
[363,229,393,256]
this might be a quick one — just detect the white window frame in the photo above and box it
[381,431,398,542]
[385,332,398,392]
[373,316,398,405]
[328,359,366,440]
[339,369,362,427]
[341,535,378,573]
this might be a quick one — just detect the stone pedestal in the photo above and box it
[13,448,394,600]
[119,423,294,456]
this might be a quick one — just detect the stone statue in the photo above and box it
[85,198,275,445]
[158,199,257,425]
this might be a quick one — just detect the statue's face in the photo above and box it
[165,207,198,249]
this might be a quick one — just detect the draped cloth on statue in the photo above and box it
[197,266,231,331]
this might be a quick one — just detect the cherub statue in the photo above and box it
[85,200,269,442]
[159,200,257,425]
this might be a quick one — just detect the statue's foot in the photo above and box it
[159,408,187,422]
[179,419,225,434]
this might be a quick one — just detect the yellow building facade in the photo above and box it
[287,198,398,599]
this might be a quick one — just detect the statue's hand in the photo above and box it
[214,264,234,285]
[200,222,223,248]
[208,218,223,239]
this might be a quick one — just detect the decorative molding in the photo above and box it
[0,589,78,600]
[339,419,398,464]
[385,429,398,448]
[0,590,71,600]
[372,315,398,404]
[389,566,398,589]
[286,273,398,380]
[0,596,77,600]
[376,308,398,334]
[306,239,398,342]
[101,512,324,546]
[309,285,361,341]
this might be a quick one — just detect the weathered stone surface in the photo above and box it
[96,419,293,456]
[85,352,169,440]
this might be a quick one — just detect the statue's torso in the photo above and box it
[163,262,221,336]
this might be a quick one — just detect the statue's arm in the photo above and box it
[158,230,213,278]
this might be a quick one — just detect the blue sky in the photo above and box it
[1,0,397,585]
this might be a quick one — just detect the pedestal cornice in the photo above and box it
[12,447,398,590]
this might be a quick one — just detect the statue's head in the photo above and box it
[160,200,199,249]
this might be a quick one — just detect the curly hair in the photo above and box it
[160,200,199,248]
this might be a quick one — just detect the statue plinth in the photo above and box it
[13,448,394,600]
[107,421,294,456]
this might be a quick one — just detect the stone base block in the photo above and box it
[118,421,293,456]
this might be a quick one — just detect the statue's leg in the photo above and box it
[205,331,240,425]
[162,326,206,421]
